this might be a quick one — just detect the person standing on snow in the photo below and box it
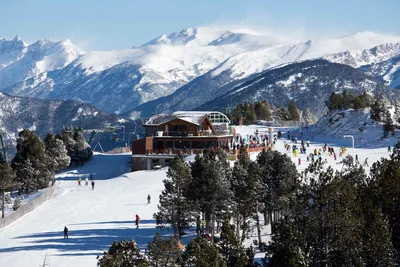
[298,158,301,165]
[64,226,68,239]
[147,194,151,204]
[85,177,89,186]
[91,180,95,190]
[77,177,81,186]
[135,214,140,229]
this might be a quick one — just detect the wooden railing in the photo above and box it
[154,130,231,137]
[146,146,268,156]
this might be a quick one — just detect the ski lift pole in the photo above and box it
[0,133,7,161]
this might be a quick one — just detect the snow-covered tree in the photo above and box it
[11,130,52,193]
[303,108,317,125]
[44,133,70,171]
[57,128,92,167]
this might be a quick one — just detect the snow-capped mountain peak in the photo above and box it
[323,42,400,68]
[0,36,83,89]
[141,27,203,47]
[3,27,400,116]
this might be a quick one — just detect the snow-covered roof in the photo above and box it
[144,111,230,126]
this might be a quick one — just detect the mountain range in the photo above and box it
[0,92,122,154]
[1,27,400,122]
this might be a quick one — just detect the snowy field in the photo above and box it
[0,128,394,267]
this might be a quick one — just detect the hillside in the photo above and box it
[196,60,397,118]
[0,92,120,150]
[305,108,399,148]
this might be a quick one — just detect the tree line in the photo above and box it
[0,128,92,217]
[99,144,400,266]
[327,90,400,138]
[228,100,312,125]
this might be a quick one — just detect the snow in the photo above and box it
[277,73,303,86]
[0,118,397,266]
[211,32,400,80]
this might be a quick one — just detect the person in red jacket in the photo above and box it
[135,214,140,229]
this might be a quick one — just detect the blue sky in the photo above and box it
[1,0,399,51]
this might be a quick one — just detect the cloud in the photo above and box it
[203,6,356,45]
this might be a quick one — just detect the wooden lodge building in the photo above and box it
[131,111,234,171]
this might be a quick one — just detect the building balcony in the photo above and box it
[153,130,231,137]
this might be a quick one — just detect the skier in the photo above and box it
[334,153,337,160]
[91,180,95,190]
[306,140,310,147]
[388,146,392,152]
[63,226,68,239]
[147,194,151,204]
[77,177,81,186]
[298,158,301,165]
[135,214,140,229]
[85,177,89,186]
[355,154,359,163]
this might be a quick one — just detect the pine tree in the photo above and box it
[256,149,299,229]
[327,92,343,111]
[383,108,396,138]
[302,167,364,266]
[254,101,273,121]
[44,133,71,171]
[183,236,225,267]
[361,204,395,266]
[189,148,233,239]
[243,103,257,124]
[97,239,149,267]
[14,158,38,193]
[57,128,93,166]
[263,219,306,267]
[231,147,262,241]
[146,233,182,266]
[218,220,248,267]
[0,162,16,218]
[394,101,400,125]
[342,89,351,109]
[370,98,385,122]
[288,100,300,121]
[277,104,291,121]
[154,156,195,240]
[369,152,400,264]
[11,130,52,193]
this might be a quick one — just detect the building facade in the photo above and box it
[131,111,234,171]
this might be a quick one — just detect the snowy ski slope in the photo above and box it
[0,130,393,266]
